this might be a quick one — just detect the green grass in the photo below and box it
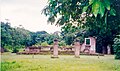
[1,53,120,71]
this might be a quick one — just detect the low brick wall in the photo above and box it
[17,51,104,56]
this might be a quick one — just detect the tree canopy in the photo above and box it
[43,0,116,26]
[42,0,120,55]
[1,21,61,52]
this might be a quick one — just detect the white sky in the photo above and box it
[1,0,61,34]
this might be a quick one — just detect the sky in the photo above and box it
[1,0,61,34]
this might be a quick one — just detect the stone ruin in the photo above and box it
[17,37,104,56]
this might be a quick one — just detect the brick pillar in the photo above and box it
[74,40,80,58]
[51,39,59,58]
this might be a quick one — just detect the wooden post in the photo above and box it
[51,39,59,58]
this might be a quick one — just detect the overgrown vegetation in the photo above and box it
[1,22,61,52]
[41,41,49,46]
[113,35,120,59]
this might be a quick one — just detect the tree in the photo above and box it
[42,0,114,25]
[61,23,85,45]
[44,34,57,45]
[84,0,120,54]
[30,31,48,46]
[1,22,32,51]
[1,21,62,52]
[1,22,13,47]
[43,0,120,54]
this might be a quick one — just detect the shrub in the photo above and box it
[34,42,41,47]
[12,46,22,53]
[12,48,19,53]
[115,51,120,59]
[113,35,120,59]
[41,41,48,46]
[4,45,13,52]
[58,41,66,46]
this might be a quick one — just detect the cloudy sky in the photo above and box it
[1,0,61,33]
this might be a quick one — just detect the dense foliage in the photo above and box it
[1,22,61,52]
[1,22,31,51]
[42,0,115,25]
[42,0,120,55]
[84,0,120,53]
[61,23,85,45]
[113,35,120,59]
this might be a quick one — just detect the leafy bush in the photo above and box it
[115,51,120,59]
[41,41,48,46]
[74,37,84,44]
[4,45,24,52]
[58,41,66,46]
[4,45,13,52]
[113,35,120,59]
[34,42,41,47]
[12,48,19,53]
[12,46,21,53]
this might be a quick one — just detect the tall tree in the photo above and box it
[42,0,120,54]
[1,22,32,51]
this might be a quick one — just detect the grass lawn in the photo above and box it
[1,53,120,71]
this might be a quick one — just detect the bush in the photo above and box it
[12,46,22,53]
[4,45,24,52]
[41,41,48,46]
[12,48,19,53]
[115,51,120,59]
[4,45,13,52]
[34,42,41,47]
[58,41,66,46]
[113,35,120,59]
